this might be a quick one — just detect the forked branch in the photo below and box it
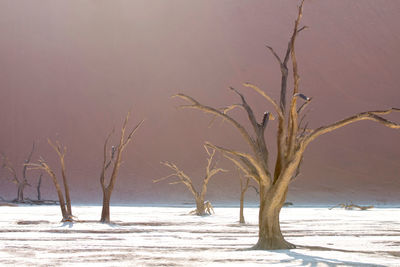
[173,93,256,152]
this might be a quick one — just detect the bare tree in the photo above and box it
[36,173,42,201]
[237,168,250,224]
[154,145,227,216]
[173,0,400,249]
[1,142,35,202]
[27,139,73,222]
[100,113,144,223]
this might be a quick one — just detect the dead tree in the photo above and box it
[37,173,42,201]
[154,146,227,216]
[329,203,374,210]
[1,142,35,202]
[237,168,250,224]
[100,113,144,223]
[173,0,400,249]
[27,139,73,222]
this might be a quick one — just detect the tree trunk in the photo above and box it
[101,189,112,223]
[195,197,206,216]
[239,190,245,223]
[56,193,69,221]
[253,185,294,250]
[16,183,25,202]
[37,175,42,201]
[51,178,70,221]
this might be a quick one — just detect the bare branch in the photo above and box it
[124,119,145,147]
[265,45,283,66]
[304,109,400,149]
[229,86,260,130]
[242,83,283,120]
[100,128,114,188]
[153,173,178,183]
[157,161,197,197]
[208,104,243,128]
[224,154,260,184]
[205,142,269,185]
[1,154,18,183]
[22,142,35,181]
[286,0,305,160]
[297,25,308,33]
[173,93,256,151]
[261,112,270,130]
[297,97,312,114]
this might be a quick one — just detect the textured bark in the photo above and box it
[100,189,112,223]
[174,0,399,250]
[195,196,206,216]
[254,202,294,250]
[99,113,144,223]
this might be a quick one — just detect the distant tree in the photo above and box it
[100,113,144,223]
[1,142,35,202]
[238,173,249,224]
[27,139,73,222]
[174,0,400,249]
[232,166,252,224]
[154,145,227,216]
[36,173,43,201]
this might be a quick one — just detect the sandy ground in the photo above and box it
[0,205,399,266]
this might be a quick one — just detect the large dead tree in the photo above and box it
[174,0,400,249]
[1,142,35,202]
[27,139,73,222]
[100,113,144,223]
[154,145,226,216]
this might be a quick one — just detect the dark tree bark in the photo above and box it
[155,146,226,216]
[37,173,42,201]
[100,113,144,223]
[173,0,400,249]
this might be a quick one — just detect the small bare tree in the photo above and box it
[100,113,144,223]
[237,168,250,224]
[174,0,400,249]
[154,145,227,216]
[27,139,73,222]
[1,142,35,202]
[36,173,43,201]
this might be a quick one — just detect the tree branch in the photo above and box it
[304,109,400,149]
[173,93,257,152]
[1,154,19,184]
[242,83,283,120]
[205,142,270,186]
[156,161,198,197]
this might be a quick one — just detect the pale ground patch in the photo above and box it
[0,205,399,266]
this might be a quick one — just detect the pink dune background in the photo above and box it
[1,1,399,205]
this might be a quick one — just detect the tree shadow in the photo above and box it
[60,221,74,228]
[274,246,386,267]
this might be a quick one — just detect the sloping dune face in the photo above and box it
[0,1,399,203]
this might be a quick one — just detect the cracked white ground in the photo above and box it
[0,206,399,266]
